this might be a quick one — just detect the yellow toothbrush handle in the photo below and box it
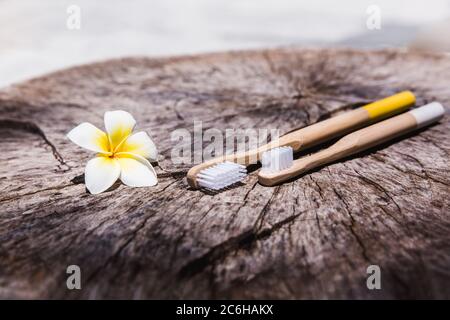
[188,91,415,189]
[278,91,416,150]
[363,91,415,120]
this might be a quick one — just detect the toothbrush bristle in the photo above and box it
[197,161,247,190]
[261,146,293,173]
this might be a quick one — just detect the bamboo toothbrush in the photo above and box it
[258,102,445,186]
[187,91,416,190]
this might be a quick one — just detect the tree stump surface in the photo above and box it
[0,48,449,299]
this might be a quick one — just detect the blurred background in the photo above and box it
[1,0,450,87]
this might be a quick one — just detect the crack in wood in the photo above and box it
[178,211,303,279]
[0,118,70,171]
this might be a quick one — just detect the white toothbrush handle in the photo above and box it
[259,102,445,186]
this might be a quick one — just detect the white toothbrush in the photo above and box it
[187,91,416,190]
[258,102,445,186]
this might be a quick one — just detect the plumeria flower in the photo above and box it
[67,110,158,194]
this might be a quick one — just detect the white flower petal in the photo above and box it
[85,156,121,194]
[116,131,158,161]
[104,110,136,151]
[67,122,110,154]
[117,154,157,187]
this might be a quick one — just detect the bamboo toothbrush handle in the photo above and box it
[277,91,415,150]
[187,91,415,188]
[259,102,445,186]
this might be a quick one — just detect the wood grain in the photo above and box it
[0,48,449,299]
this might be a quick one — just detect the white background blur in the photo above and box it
[1,0,450,87]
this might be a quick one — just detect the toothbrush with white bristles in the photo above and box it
[258,102,445,186]
[196,161,247,190]
[187,91,415,190]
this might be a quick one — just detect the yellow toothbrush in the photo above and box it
[187,91,415,190]
[258,102,445,186]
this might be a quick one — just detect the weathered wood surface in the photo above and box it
[0,48,449,299]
